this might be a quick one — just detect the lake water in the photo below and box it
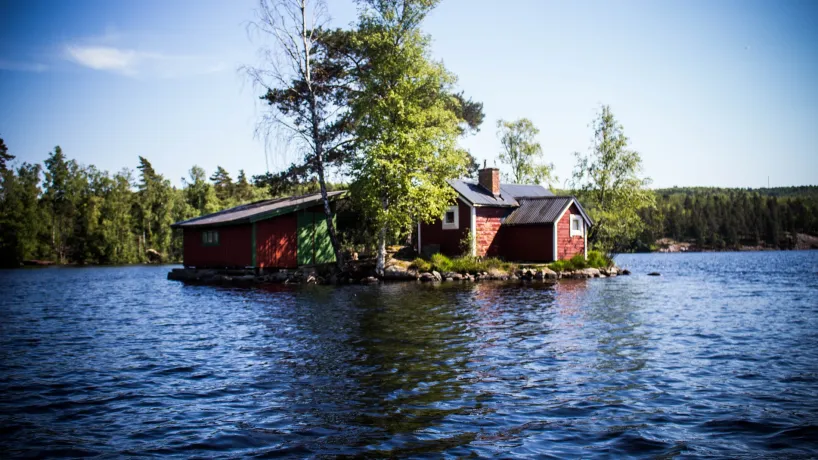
[1,251,817,458]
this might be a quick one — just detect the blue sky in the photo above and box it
[1,0,816,188]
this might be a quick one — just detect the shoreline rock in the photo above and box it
[168,262,632,287]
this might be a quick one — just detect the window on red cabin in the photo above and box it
[442,205,459,230]
[570,215,583,237]
[202,230,220,246]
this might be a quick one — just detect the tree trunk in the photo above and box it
[300,0,344,273]
[375,225,387,277]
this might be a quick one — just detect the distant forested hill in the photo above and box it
[633,187,818,252]
[0,141,342,267]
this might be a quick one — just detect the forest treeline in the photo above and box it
[0,142,279,267]
[1,139,817,267]
[633,187,818,251]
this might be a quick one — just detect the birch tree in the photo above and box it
[497,118,555,187]
[571,105,654,254]
[349,0,469,275]
[244,0,355,271]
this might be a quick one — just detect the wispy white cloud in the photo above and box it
[64,43,227,78]
[0,59,48,73]
[65,46,143,74]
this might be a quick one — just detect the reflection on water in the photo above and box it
[1,251,817,457]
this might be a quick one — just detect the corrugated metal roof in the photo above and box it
[503,197,572,225]
[171,191,345,228]
[502,196,594,226]
[449,180,553,207]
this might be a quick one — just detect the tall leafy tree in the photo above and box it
[209,166,234,203]
[497,118,555,187]
[244,0,357,271]
[0,162,43,266]
[235,170,256,203]
[98,169,140,263]
[571,106,654,254]
[349,0,469,275]
[43,146,82,263]
[185,166,219,215]
[136,156,174,259]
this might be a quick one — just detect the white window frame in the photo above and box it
[570,215,583,237]
[442,205,459,230]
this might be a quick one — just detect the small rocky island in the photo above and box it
[168,249,630,286]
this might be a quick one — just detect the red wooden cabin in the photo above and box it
[171,191,343,269]
[418,168,593,262]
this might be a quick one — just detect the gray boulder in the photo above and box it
[383,265,418,280]
[584,268,601,278]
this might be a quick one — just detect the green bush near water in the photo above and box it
[547,250,612,272]
[412,253,516,274]
[412,250,611,275]
[410,257,432,272]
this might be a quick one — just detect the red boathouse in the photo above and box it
[171,191,344,269]
[417,168,593,262]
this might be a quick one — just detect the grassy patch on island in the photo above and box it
[410,254,517,274]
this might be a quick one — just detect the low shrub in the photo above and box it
[451,256,493,273]
[430,253,453,272]
[413,253,517,275]
[410,257,431,272]
[566,254,588,271]
[586,250,612,268]
[549,260,568,272]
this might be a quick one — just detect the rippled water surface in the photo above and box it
[2,251,818,458]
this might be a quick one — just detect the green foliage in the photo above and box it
[459,230,474,256]
[429,253,453,272]
[546,251,611,272]
[0,136,13,171]
[631,188,818,250]
[0,148,269,267]
[410,257,432,272]
[548,260,568,272]
[497,118,555,187]
[349,0,472,274]
[549,255,586,272]
[209,166,233,203]
[571,105,655,255]
[413,253,515,274]
[586,250,612,268]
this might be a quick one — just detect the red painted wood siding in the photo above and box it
[475,207,507,257]
[183,225,252,268]
[556,203,585,260]
[256,213,298,269]
[501,224,553,262]
[419,201,471,256]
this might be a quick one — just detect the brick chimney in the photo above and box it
[478,168,500,196]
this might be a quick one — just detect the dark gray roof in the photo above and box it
[503,196,594,226]
[449,180,553,207]
[171,191,345,229]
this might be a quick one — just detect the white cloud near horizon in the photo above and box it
[65,44,227,78]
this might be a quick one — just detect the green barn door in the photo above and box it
[297,210,337,266]
[297,211,315,266]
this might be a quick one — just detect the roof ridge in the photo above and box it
[171,189,346,228]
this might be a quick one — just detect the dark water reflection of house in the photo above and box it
[247,281,586,455]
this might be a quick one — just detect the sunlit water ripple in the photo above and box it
[1,251,817,458]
